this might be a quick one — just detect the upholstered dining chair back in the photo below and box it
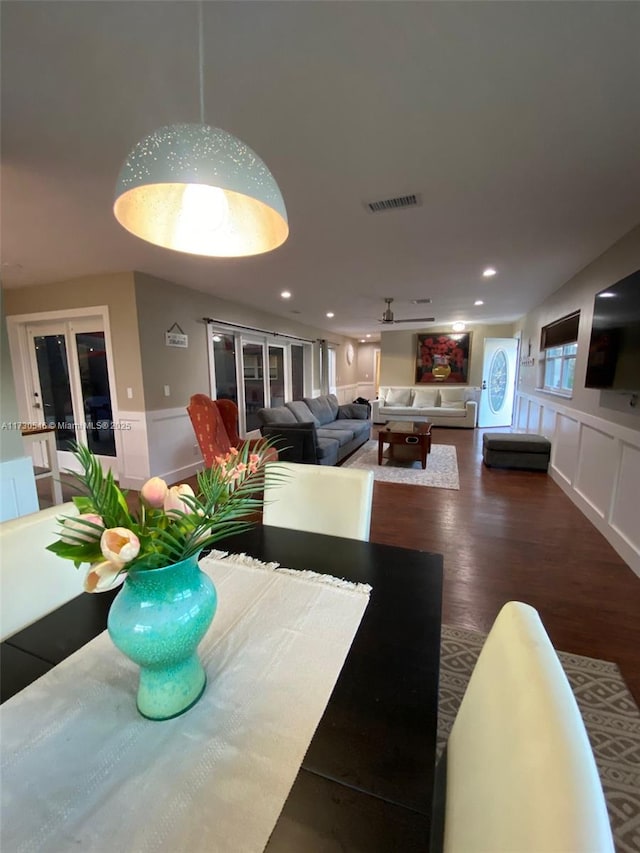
[262,462,374,541]
[438,601,614,853]
[0,502,84,641]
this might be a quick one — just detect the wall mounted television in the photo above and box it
[585,269,640,391]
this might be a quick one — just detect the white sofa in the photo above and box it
[0,502,84,641]
[372,386,479,428]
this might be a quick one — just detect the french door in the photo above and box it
[26,317,118,472]
[208,326,310,436]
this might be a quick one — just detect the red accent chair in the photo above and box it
[187,394,277,467]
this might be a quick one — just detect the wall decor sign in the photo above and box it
[416,332,471,384]
[165,322,188,348]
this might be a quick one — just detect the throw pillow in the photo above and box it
[385,388,413,407]
[286,400,320,426]
[440,388,466,404]
[412,389,439,408]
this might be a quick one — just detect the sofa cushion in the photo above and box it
[316,436,339,464]
[317,427,354,447]
[379,405,419,417]
[440,388,466,404]
[286,400,319,426]
[385,388,413,406]
[258,406,297,425]
[330,419,370,440]
[304,395,337,426]
[413,388,439,408]
[443,400,466,410]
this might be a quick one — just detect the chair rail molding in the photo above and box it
[515,392,640,577]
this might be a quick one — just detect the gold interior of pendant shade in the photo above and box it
[114,183,289,258]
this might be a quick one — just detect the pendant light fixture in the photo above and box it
[113,3,288,258]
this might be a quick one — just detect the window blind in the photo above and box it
[540,312,580,349]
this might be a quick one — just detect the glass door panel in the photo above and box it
[211,333,238,403]
[268,346,285,408]
[242,342,265,432]
[291,344,304,400]
[32,333,76,451]
[76,331,116,457]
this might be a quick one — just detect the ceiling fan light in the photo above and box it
[113,123,289,257]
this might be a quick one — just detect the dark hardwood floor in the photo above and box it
[366,425,640,705]
[45,425,640,704]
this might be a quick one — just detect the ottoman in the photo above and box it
[482,433,551,471]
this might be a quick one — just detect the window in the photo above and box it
[540,312,580,395]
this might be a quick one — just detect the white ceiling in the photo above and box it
[2,1,639,340]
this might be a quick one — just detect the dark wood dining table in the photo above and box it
[1,526,444,851]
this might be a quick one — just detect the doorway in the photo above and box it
[9,310,120,474]
[477,338,520,428]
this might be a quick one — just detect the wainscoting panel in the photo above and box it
[574,426,618,518]
[334,384,358,405]
[146,408,203,485]
[551,413,581,486]
[515,392,640,577]
[611,442,640,555]
[117,411,151,490]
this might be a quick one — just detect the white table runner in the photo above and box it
[1,552,371,853]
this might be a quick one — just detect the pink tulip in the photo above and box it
[140,476,168,508]
[84,560,126,593]
[60,513,104,544]
[100,527,140,566]
[163,484,196,516]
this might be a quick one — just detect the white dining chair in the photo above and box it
[262,462,374,541]
[437,601,614,853]
[0,502,85,641]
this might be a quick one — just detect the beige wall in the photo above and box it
[3,273,145,413]
[379,323,515,387]
[517,224,640,431]
[0,292,24,461]
[134,272,361,410]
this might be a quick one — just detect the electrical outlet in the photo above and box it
[164,385,170,397]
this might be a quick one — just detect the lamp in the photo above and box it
[113,4,288,257]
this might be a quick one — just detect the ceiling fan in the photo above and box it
[378,298,435,325]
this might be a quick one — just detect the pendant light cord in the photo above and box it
[198,0,205,124]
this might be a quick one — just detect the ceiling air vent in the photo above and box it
[411,298,432,305]
[365,194,421,213]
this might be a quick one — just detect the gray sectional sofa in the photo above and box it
[257,394,371,466]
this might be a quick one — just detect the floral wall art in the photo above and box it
[415,333,471,384]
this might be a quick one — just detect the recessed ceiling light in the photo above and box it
[280,290,291,299]
[366,334,371,338]
[452,321,466,332]
[326,312,335,318]
[360,339,366,343]
[597,291,616,298]
[474,300,484,306]
[482,267,497,278]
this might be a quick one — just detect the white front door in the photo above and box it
[478,338,520,427]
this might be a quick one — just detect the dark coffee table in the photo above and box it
[378,421,433,469]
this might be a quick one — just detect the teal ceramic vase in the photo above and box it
[107,552,217,721]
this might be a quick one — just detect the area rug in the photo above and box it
[343,440,459,489]
[439,624,640,853]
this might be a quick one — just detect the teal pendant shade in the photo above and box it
[107,552,217,721]
[113,122,289,257]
